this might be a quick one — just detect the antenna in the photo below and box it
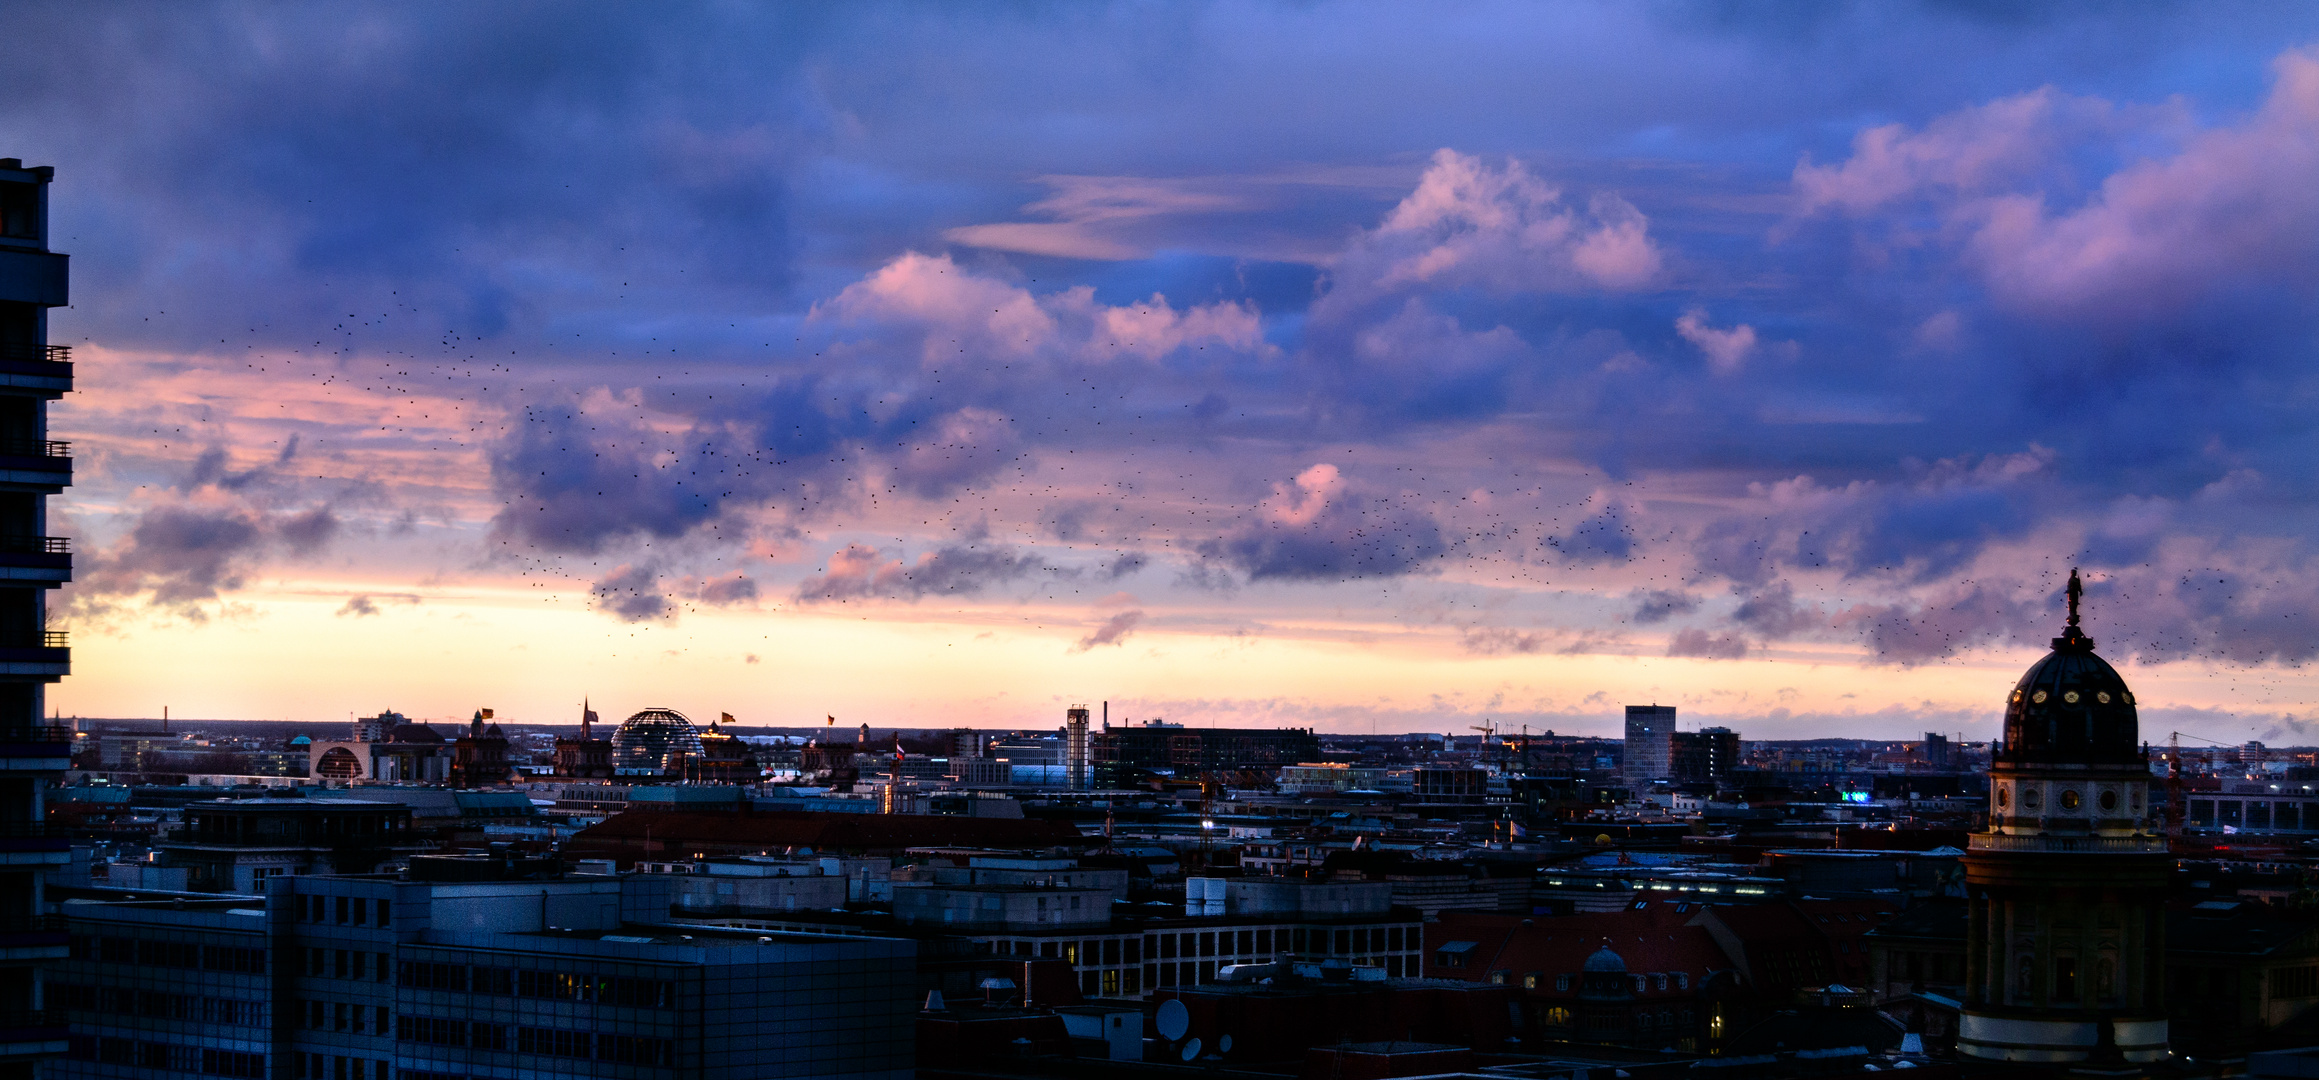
[1179,1037,1202,1062]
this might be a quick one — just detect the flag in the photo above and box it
[827,715,836,726]
[1508,821,1527,838]
[721,712,736,724]
[478,708,493,719]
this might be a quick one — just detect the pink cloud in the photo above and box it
[1343,149,1664,296]
[1674,308,1758,374]
[1798,47,2319,324]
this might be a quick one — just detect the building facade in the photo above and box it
[1622,705,1675,785]
[0,155,72,1080]
[52,865,917,1080]
[1960,571,2170,1064]
[1089,722,1321,787]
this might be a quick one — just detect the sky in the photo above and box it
[9,2,2319,742]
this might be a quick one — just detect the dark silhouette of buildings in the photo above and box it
[448,710,510,788]
[1089,720,1319,787]
[552,700,613,779]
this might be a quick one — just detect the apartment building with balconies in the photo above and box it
[0,155,73,1080]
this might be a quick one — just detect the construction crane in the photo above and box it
[2165,732,2186,838]
[1469,720,1504,771]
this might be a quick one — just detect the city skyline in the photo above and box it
[8,6,2319,740]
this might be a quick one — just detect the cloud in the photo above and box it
[336,595,380,618]
[1797,50,2319,324]
[944,174,1255,261]
[794,541,1045,603]
[1674,308,1758,375]
[1339,149,1663,297]
[695,574,759,606]
[591,564,670,623]
[70,500,341,621]
[1732,581,1824,640]
[1838,582,2032,665]
[1459,627,1549,655]
[1692,449,2051,587]
[1199,464,1449,582]
[1547,491,1637,563]
[1072,610,1143,652]
[1666,628,1749,660]
[1629,589,1701,625]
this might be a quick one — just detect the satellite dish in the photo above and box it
[1180,1038,1203,1062]
[1219,1034,1233,1054]
[1155,999,1190,1042]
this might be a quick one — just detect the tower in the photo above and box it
[1065,705,1091,790]
[0,157,72,1077]
[1960,569,2168,1065]
[1622,704,1675,787]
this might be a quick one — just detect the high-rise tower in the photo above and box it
[0,157,73,1078]
[1960,570,2168,1065]
[1065,705,1091,790]
[1622,704,1674,786]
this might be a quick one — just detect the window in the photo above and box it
[2275,966,2319,999]
[1434,941,1477,969]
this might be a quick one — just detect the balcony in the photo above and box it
[0,914,67,961]
[0,822,69,866]
[0,343,69,396]
[0,535,69,586]
[0,439,68,492]
[0,1009,69,1060]
[0,630,68,680]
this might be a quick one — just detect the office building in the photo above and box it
[1088,721,1320,787]
[51,858,917,1080]
[1669,726,1739,783]
[1622,705,1675,785]
[0,155,72,1080]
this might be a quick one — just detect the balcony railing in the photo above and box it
[0,344,68,365]
[0,724,72,743]
[1969,832,2168,854]
[0,1010,67,1036]
[0,535,68,555]
[0,440,68,460]
[0,822,68,840]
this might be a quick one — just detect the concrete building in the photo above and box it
[1089,721,1321,787]
[155,798,423,894]
[0,155,73,1080]
[51,858,918,1080]
[1670,726,1739,783]
[1623,705,1676,785]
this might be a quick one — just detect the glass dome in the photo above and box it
[610,707,704,773]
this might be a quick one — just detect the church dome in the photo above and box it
[388,723,444,744]
[1999,570,2141,767]
[611,707,704,772]
[1583,945,1627,974]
